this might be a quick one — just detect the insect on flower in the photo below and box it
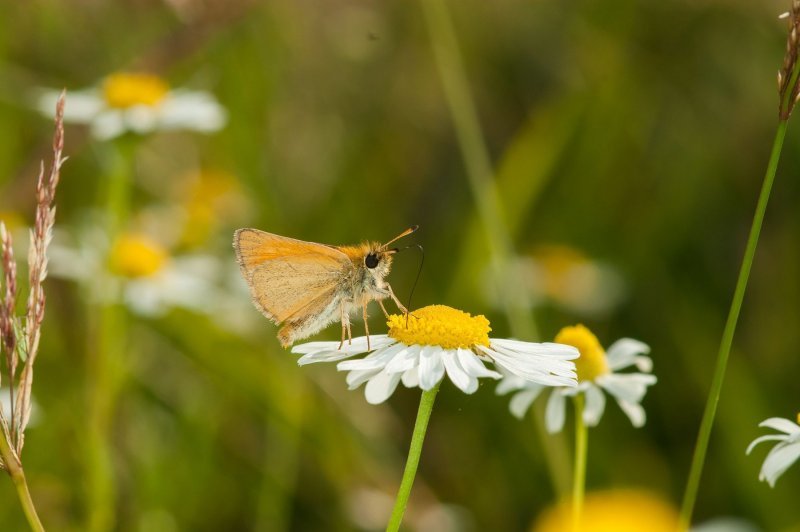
[234,227,417,348]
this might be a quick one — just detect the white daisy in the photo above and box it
[746,414,800,487]
[49,227,252,329]
[291,305,578,405]
[485,247,625,317]
[37,72,226,140]
[497,324,656,433]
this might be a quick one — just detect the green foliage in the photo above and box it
[0,0,798,530]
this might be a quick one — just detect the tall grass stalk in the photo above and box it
[87,138,137,532]
[678,7,800,527]
[419,0,571,497]
[0,91,66,531]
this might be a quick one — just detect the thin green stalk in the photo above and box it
[677,120,789,530]
[0,434,44,531]
[571,395,587,532]
[420,0,572,498]
[386,383,440,532]
[87,138,137,532]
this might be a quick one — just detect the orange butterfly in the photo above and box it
[234,227,417,348]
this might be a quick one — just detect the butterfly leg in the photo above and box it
[363,303,371,350]
[338,304,347,351]
[378,300,390,318]
[387,283,409,314]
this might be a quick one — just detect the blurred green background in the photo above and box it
[1,0,799,530]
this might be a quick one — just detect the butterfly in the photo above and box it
[234,226,417,348]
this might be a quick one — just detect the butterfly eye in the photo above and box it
[365,253,380,269]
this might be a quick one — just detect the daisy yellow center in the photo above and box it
[797,413,800,425]
[387,305,491,349]
[108,233,168,278]
[534,489,679,532]
[103,73,169,109]
[554,324,608,382]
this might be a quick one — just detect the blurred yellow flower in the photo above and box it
[533,489,678,532]
[102,73,169,109]
[179,170,246,247]
[555,324,608,382]
[0,211,25,232]
[108,233,168,278]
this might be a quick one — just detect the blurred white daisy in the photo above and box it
[485,246,625,317]
[498,324,656,432]
[746,414,800,487]
[37,72,226,140]
[292,305,578,404]
[49,228,252,328]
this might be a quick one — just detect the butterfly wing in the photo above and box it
[234,229,353,324]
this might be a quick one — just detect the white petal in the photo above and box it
[508,388,543,419]
[159,91,227,132]
[616,398,647,427]
[346,369,381,389]
[385,345,420,374]
[759,417,800,435]
[364,371,402,404]
[605,338,650,370]
[124,105,159,133]
[480,344,577,387]
[442,350,477,393]
[489,339,580,359]
[293,336,383,365]
[746,434,789,455]
[337,343,406,371]
[495,375,528,395]
[418,346,445,391]
[91,111,126,140]
[401,368,419,388]
[545,391,567,433]
[457,348,501,379]
[582,385,606,426]
[597,373,656,404]
[297,350,356,366]
[38,89,104,121]
[760,440,800,487]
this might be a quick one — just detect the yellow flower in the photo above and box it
[533,489,678,532]
[555,324,609,382]
[386,305,491,350]
[179,170,245,247]
[108,233,168,278]
[102,73,169,109]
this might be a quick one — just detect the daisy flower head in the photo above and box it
[292,305,579,404]
[37,72,226,140]
[498,324,656,433]
[746,413,800,487]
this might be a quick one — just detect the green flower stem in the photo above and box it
[0,434,44,531]
[386,382,440,532]
[87,137,137,532]
[677,118,789,530]
[572,395,587,532]
[420,0,571,498]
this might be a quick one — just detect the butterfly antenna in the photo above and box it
[382,225,419,249]
[404,244,424,327]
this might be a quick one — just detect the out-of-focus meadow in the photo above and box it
[1,0,799,530]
